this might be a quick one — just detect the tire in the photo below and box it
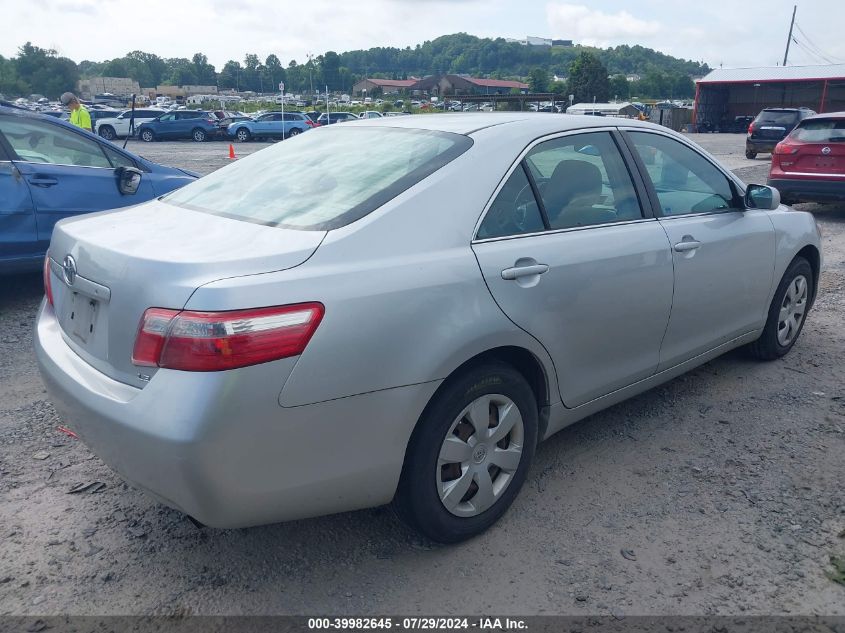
[99,126,116,141]
[748,257,813,360]
[288,127,302,137]
[393,362,538,543]
[235,127,251,142]
[140,129,155,142]
[745,149,757,159]
[192,128,207,142]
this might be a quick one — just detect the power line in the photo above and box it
[792,21,845,64]
[791,36,834,65]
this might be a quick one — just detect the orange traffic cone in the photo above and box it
[228,144,236,160]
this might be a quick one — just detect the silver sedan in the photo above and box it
[35,114,822,543]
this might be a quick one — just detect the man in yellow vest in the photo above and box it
[60,92,92,133]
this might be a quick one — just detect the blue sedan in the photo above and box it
[0,106,197,274]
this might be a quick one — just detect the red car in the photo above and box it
[768,111,845,204]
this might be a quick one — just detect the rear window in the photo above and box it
[791,119,845,142]
[756,110,799,126]
[164,127,473,230]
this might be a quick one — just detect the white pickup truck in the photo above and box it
[95,108,166,140]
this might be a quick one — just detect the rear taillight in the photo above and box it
[132,303,324,371]
[747,122,755,135]
[43,254,53,306]
[305,119,316,127]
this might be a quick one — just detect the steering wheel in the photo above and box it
[488,182,537,235]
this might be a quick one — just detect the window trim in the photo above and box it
[617,128,749,219]
[472,127,655,243]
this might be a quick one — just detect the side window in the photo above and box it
[283,113,302,121]
[525,131,643,230]
[0,117,112,168]
[628,132,739,216]
[159,114,175,121]
[101,144,136,169]
[477,165,545,239]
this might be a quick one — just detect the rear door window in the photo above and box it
[756,111,798,126]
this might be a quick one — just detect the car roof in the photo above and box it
[345,112,657,136]
[804,111,845,121]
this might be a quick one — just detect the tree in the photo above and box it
[14,43,78,98]
[322,51,341,91]
[609,74,630,100]
[264,54,284,90]
[567,52,610,103]
[165,58,197,86]
[218,60,242,90]
[528,67,549,93]
[191,53,216,85]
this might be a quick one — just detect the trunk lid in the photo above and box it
[48,199,326,388]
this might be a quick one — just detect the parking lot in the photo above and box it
[0,133,843,616]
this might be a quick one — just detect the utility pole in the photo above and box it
[783,4,797,66]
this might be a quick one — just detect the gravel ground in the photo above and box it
[0,134,843,616]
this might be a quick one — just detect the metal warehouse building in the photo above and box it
[693,63,845,131]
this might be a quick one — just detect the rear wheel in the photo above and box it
[192,128,207,142]
[140,129,155,142]
[393,363,538,543]
[748,257,813,360]
[98,126,116,141]
[235,127,251,142]
[745,149,757,159]
[288,127,302,137]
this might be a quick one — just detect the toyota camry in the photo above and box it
[36,114,822,543]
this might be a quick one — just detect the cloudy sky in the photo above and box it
[3,0,843,70]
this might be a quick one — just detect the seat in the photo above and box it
[543,160,616,228]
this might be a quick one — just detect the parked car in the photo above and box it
[723,115,755,134]
[95,108,166,140]
[227,111,313,142]
[358,110,383,119]
[35,114,821,543]
[215,115,253,137]
[88,109,122,129]
[0,105,196,274]
[746,107,816,159]
[768,111,845,204]
[137,111,219,142]
[315,111,359,125]
[303,111,322,123]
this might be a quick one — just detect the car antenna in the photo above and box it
[123,94,136,150]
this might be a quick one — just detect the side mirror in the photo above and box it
[745,184,781,210]
[116,166,143,195]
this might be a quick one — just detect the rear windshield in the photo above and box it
[791,119,845,142]
[756,111,798,126]
[164,126,473,230]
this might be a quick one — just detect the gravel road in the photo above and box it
[0,134,843,617]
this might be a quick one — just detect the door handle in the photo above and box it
[674,239,702,253]
[501,263,549,280]
[27,176,58,188]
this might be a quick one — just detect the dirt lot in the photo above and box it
[0,134,843,616]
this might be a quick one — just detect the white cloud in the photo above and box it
[545,3,660,46]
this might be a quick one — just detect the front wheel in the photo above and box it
[748,257,813,360]
[140,129,154,142]
[393,363,538,543]
[192,128,207,142]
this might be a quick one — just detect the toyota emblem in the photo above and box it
[62,255,77,286]
[822,146,832,155]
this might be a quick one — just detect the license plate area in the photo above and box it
[64,292,100,346]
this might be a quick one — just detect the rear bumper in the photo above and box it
[35,300,440,528]
[747,138,781,153]
[768,177,845,204]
